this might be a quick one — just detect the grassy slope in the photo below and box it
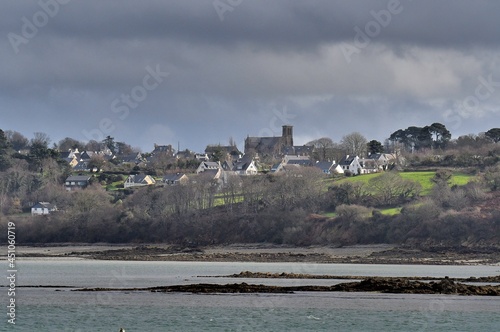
[326,171,476,216]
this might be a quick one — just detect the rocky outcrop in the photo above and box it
[75,277,500,296]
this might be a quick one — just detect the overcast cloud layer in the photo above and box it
[1,0,499,152]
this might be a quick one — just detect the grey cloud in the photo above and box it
[1,0,500,151]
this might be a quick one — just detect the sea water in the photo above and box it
[2,259,500,331]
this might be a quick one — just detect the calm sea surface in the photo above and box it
[3,258,500,331]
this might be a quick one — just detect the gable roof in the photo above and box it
[66,175,91,182]
[339,155,358,166]
[32,202,57,209]
[315,161,334,171]
[162,173,187,182]
[128,174,155,184]
[119,152,142,163]
[79,151,96,160]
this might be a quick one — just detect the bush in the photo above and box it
[335,204,372,222]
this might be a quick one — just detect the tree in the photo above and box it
[367,140,384,154]
[31,132,51,148]
[0,129,12,171]
[389,126,433,152]
[116,141,134,155]
[340,132,367,157]
[5,130,29,152]
[85,140,102,152]
[431,169,453,185]
[307,137,335,161]
[210,146,225,162]
[426,122,451,149]
[485,128,500,143]
[58,137,85,151]
[369,172,421,205]
[102,136,116,154]
[88,155,106,172]
[29,132,54,164]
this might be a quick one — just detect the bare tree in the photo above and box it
[31,132,51,148]
[85,140,102,151]
[307,137,335,161]
[369,172,421,205]
[340,132,368,157]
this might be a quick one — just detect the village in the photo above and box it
[30,125,401,215]
[2,123,499,250]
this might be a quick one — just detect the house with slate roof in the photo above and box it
[196,161,221,174]
[65,175,92,191]
[284,155,312,166]
[31,202,57,215]
[124,174,156,188]
[314,161,343,175]
[223,157,258,176]
[162,173,189,186]
[338,155,363,175]
[365,153,397,170]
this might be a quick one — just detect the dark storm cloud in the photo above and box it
[1,0,499,151]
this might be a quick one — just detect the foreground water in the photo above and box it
[3,259,500,331]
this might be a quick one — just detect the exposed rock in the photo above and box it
[75,277,500,296]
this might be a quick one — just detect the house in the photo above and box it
[223,158,259,176]
[366,153,396,170]
[284,155,312,166]
[196,161,221,174]
[194,153,209,161]
[205,144,242,162]
[314,161,342,175]
[152,144,174,156]
[270,163,284,173]
[338,155,363,175]
[63,155,79,168]
[64,175,91,191]
[176,149,195,160]
[79,151,96,161]
[118,152,143,165]
[60,149,80,167]
[162,173,189,186]
[124,174,156,188]
[331,163,344,174]
[31,202,57,215]
[59,148,80,160]
[73,161,90,172]
[358,159,379,174]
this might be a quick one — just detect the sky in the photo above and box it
[1,0,499,153]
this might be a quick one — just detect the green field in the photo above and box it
[334,171,475,195]
[331,171,476,216]
[379,207,402,216]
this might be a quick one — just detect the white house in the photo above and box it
[314,161,343,175]
[338,155,363,175]
[223,158,258,176]
[31,202,57,215]
[196,161,221,174]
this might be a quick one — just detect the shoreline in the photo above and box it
[7,243,500,265]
